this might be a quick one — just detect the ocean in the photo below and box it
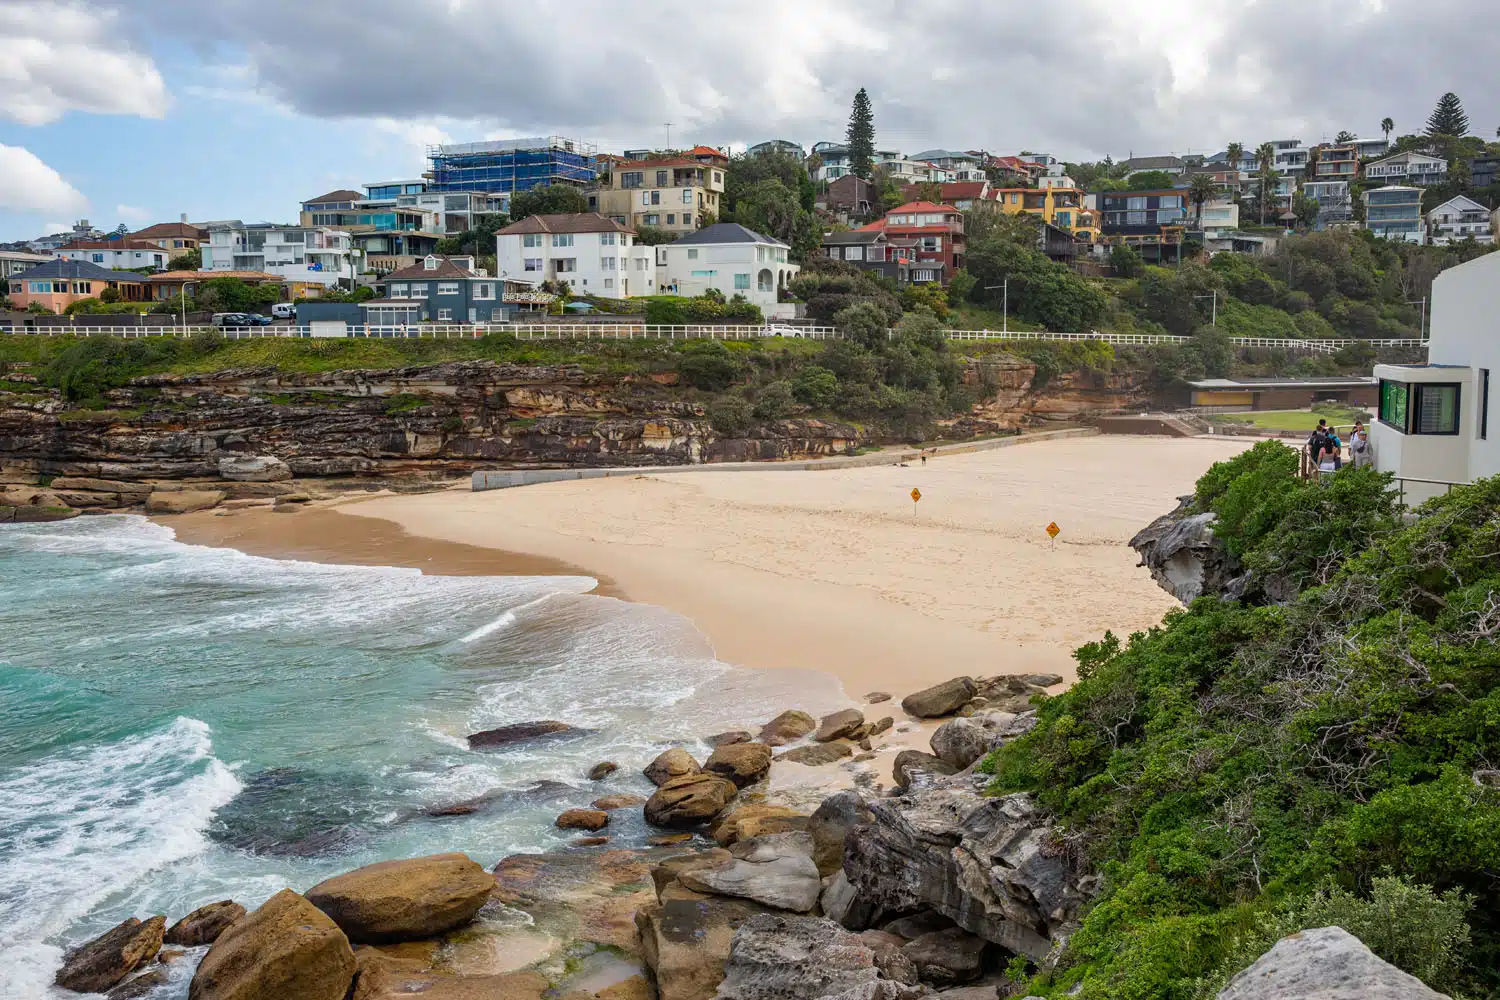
[0,515,845,998]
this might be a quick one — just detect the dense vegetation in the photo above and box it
[984,444,1500,998]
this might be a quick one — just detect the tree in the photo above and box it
[167,248,201,271]
[99,286,121,304]
[914,180,944,205]
[846,88,875,180]
[1381,117,1395,143]
[1110,243,1145,278]
[1256,142,1277,224]
[1426,92,1470,138]
[1292,190,1321,230]
[633,225,677,246]
[1225,141,1244,173]
[1188,173,1219,226]
[509,185,589,222]
[1124,170,1176,190]
[1334,130,1357,144]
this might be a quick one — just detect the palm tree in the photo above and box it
[1381,117,1394,144]
[1225,141,1245,205]
[1256,142,1276,224]
[1188,172,1218,227]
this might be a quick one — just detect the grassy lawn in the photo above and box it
[1209,408,1371,432]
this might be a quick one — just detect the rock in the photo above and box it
[775,743,853,766]
[819,871,880,931]
[712,804,809,846]
[304,853,494,943]
[1130,495,1253,603]
[930,715,1022,771]
[54,489,128,509]
[107,968,170,999]
[274,492,312,505]
[845,788,1091,963]
[893,750,958,789]
[218,455,293,482]
[815,709,866,742]
[144,489,226,514]
[902,927,989,986]
[593,794,646,810]
[707,730,753,747]
[575,836,612,847]
[272,503,303,514]
[1019,673,1063,688]
[55,916,166,993]
[808,791,874,877]
[648,833,695,847]
[157,948,187,964]
[870,717,894,736]
[1217,926,1451,1000]
[635,891,771,1000]
[557,808,610,831]
[652,849,734,898]
[49,476,150,495]
[882,912,954,941]
[858,931,919,987]
[713,913,923,1000]
[188,889,355,1000]
[3,504,81,522]
[645,772,739,828]
[165,900,246,947]
[645,748,702,787]
[588,761,619,781]
[677,833,822,912]
[757,710,816,747]
[865,692,892,704]
[467,720,578,750]
[704,742,773,788]
[901,678,977,718]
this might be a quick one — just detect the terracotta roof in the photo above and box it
[381,255,480,280]
[496,213,634,236]
[303,189,364,204]
[900,182,988,200]
[145,270,285,283]
[884,225,965,235]
[129,222,207,240]
[886,201,961,214]
[58,239,170,252]
[688,145,728,159]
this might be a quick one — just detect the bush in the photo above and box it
[676,340,745,390]
[1110,244,1145,278]
[99,286,120,304]
[707,396,755,435]
[792,365,838,408]
[644,294,761,325]
[833,301,892,350]
[752,380,796,419]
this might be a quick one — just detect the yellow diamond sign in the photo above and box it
[911,488,922,502]
[1046,521,1060,539]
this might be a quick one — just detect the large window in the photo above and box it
[522,234,542,248]
[1379,379,1409,430]
[1413,383,1460,435]
[552,234,574,248]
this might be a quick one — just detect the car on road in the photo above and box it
[765,325,803,338]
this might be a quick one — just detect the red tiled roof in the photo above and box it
[129,222,208,240]
[886,201,961,214]
[614,157,702,170]
[303,189,363,204]
[688,145,728,158]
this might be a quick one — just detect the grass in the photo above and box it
[948,303,1042,332]
[1209,407,1371,432]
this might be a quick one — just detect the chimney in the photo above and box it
[181,213,188,224]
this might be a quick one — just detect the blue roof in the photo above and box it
[8,258,138,282]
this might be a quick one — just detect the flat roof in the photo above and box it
[1187,376,1377,389]
[1378,363,1467,369]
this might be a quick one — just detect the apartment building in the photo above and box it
[1354,137,1391,161]
[1363,186,1425,243]
[426,137,597,195]
[876,155,950,184]
[1313,143,1359,180]
[1303,180,1355,228]
[201,223,360,287]
[1365,150,1449,186]
[1198,199,1241,239]
[811,142,851,183]
[747,139,805,158]
[495,213,654,296]
[0,249,52,281]
[657,223,798,310]
[910,150,983,181]
[1271,139,1309,177]
[591,157,725,236]
[988,187,1097,239]
[1472,156,1500,190]
[899,181,990,210]
[1098,189,1192,259]
[1426,195,1495,245]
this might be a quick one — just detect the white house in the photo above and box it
[656,223,798,312]
[811,142,851,183]
[495,213,655,297]
[1425,195,1494,245]
[1371,252,1499,504]
[201,223,359,287]
[54,240,171,271]
[1364,150,1449,186]
[1198,199,1240,238]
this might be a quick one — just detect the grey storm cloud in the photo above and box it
[82,0,1500,159]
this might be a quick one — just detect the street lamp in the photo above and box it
[984,279,1009,334]
[180,280,197,331]
[1405,297,1427,339]
[1193,291,1219,327]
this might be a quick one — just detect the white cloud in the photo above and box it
[0,2,168,125]
[0,144,88,215]
[115,203,152,223]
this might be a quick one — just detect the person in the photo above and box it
[1326,429,1343,470]
[1306,420,1330,476]
[1349,420,1370,468]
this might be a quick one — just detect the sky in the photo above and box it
[1,0,1497,242]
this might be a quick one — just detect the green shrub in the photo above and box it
[752,380,796,419]
[676,340,745,390]
[792,365,839,407]
[707,396,754,435]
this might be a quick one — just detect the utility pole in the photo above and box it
[1194,291,1218,326]
[665,123,673,151]
[1406,297,1427,338]
[985,280,1009,333]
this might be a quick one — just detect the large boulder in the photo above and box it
[218,455,293,482]
[704,742,773,788]
[844,788,1092,963]
[757,710,816,747]
[1217,926,1452,1000]
[1130,495,1251,603]
[930,712,1037,770]
[893,750,958,790]
[467,720,578,750]
[54,915,165,993]
[304,853,494,943]
[144,490,226,515]
[901,678,976,719]
[815,709,866,742]
[189,889,355,1000]
[713,913,924,1000]
[712,803,809,846]
[165,900,245,947]
[636,891,771,1000]
[819,871,881,931]
[645,772,739,828]
[645,748,702,786]
[556,808,610,831]
[808,791,874,877]
[776,743,853,766]
[2,504,80,522]
[901,927,989,986]
[678,833,822,912]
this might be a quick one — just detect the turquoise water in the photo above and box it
[0,515,844,998]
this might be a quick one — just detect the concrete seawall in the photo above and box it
[471,427,1099,491]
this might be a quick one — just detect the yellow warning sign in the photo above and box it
[911,488,922,502]
[1046,521,1060,538]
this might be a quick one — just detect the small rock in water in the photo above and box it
[165,900,245,947]
[587,761,618,781]
[870,717,894,736]
[757,709,816,747]
[892,751,957,790]
[467,720,577,750]
[574,836,612,847]
[54,916,166,994]
[556,809,610,831]
[814,708,865,742]
[706,730,753,747]
[644,747,700,787]
[647,833,695,847]
[592,794,646,811]
[864,691,892,704]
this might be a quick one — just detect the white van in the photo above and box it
[271,303,296,320]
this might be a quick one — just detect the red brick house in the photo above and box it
[857,201,965,280]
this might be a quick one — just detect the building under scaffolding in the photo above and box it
[425,137,598,195]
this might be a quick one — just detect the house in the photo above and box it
[1197,199,1241,239]
[495,213,654,296]
[1363,186,1424,243]
[1426,195,1495,245]
[987,187,1096,239]
[656,223,798,310]
[1097,189,1191,260]
[301,187,442,234]
[877,155,949,183]
[1270,139,1309,178]
[144,270,294,302]
[1364,150,1449,186]
[363,255,512,325]
[819,176,876,222]
[1205,148,1258,175]
[590,156,725,236]
[129,221,207,253]
[858,201,965,279]
[910,150,983,181]
[354,232,445,276]
[54,240,172,271]
[821,230,944,285]
[6,258,149,310]
[1470,156,1499,190]
[0,249,52,281]
[1371,252,1500,503]
[26,220,104,253]
[201,223,360,288]
[1121,155,1186,178]
[687,146,731,169]
[427,137,597,195]
[747,140,806,158]
[985,155,1043,185]
[898,181,990,210]
[1354,137,1392,162]
[1313,143,1359,180]
[810,142,852,183]
[372,188,507,234]
[1302,181,1355,228]
[1184,376,1377,410]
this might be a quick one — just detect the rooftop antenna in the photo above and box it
[665,122,673,151]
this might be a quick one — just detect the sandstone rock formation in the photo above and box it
[775,743,853,766]
[645,772,739,828]
[815,709,866,742]
[218,455,292,482]
[713,913,925,1000]
[466,720,578,750]
[189,890,355,1000]
[901,927,989,986]
[930,711,1038,770]
[712,803,809,846]
[165,900,245,947]
[592,794,646,811]
[304,853,494,943]
[1217,926,1451,1000]
[892,750,958,789]
[1130,495,1250,603]
[901,678,977,718]
[808,791,874,877]
[678,833,823,912]
[556,809,610,831]
[703,742,773,788]
[144,489,226,514]
[645,748,702,786]
[54,915,165,993]
[707,730,753,747]
[588,761,619,780]
[757,710,816,747]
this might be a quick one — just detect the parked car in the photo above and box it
[210,312,249,327]
[244,313,274,326]
[765,324,803,338]
[270,303,295,320]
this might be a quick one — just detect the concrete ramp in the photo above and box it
[1094,414,1203,437]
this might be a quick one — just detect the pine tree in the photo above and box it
[1425,92,1470,137]
[846,88,875,180]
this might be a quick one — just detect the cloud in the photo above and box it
[0,145,88,215]
[115,203,152,223]
[0,1,169,125]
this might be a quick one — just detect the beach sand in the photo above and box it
[171,433,1251,700]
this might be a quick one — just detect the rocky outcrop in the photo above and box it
[807,791,874,878]
[757,710,817,747]
[712,803,809,846]
[1217,926,1451,1000]
[901,678,977,718]
[930,712,1037,770]
[466,720,578,750]
[144,489,227,514]
[165,900,245,947]
[1130,495,1250,603]
[218,455,292,481]
[54,915,165,993]
[893,750,958,789]
[713,914,925,1000]
[844,788,1092,963]
[704,742,773,788]
[678,833,823,912]
[815,709,866,742]
[901,927,988,987]
[645,772,739,828]
[304,853,494,943]
[189,889,355,1000]
[646,748,702,786]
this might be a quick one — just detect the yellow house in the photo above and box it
[986,187,1099,241]
[591,155,726,236]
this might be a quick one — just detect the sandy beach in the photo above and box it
[172,433,1251,700]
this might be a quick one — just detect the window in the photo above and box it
[424,256,439,269]
[1379,379,1409,430]
[599,232,616,245]
[690,269,716,278]
[409,283,429,297]
[650,191,661,205]
[473,283,494,300]
[682,189,693,204]
[437,308,452,321]
[604,277,614,289]
[522,234,542,248]
[524,258,542,272]
[666,214,675,225]
[920,237,941,252]
[687,249,698,259]
[645,214,659,225]
[636,258,648,270]
[554,258,577,273]
[1413,383,1461,435]
[656,170,668,186]
[552,234,574,247]
[389,283,408,298]
[437,282,459,295]
[600,257,616,270]
[734,273,750,290]
[713,171,722,184]
[844,246,864,261]
[92,253,103,263]
[621,171,644,188]
[1481,369,1491,441]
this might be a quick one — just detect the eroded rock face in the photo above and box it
[1217,926,1451,1000]
[808,791,873,877]
[892,750,957,790]
[713,913,925,1000]
[218,455,292,482]
[165,900,245,947]
[712,803,809,847]
[54,915,165,993]
[144,489,226,514]
[1130,495,1250,603]
[843,788,1092,963]
[901,927,988,986]
[189,890,355,1000]
[678,833,822,912]
[304,853,494,943]
[930,712,1038,770]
